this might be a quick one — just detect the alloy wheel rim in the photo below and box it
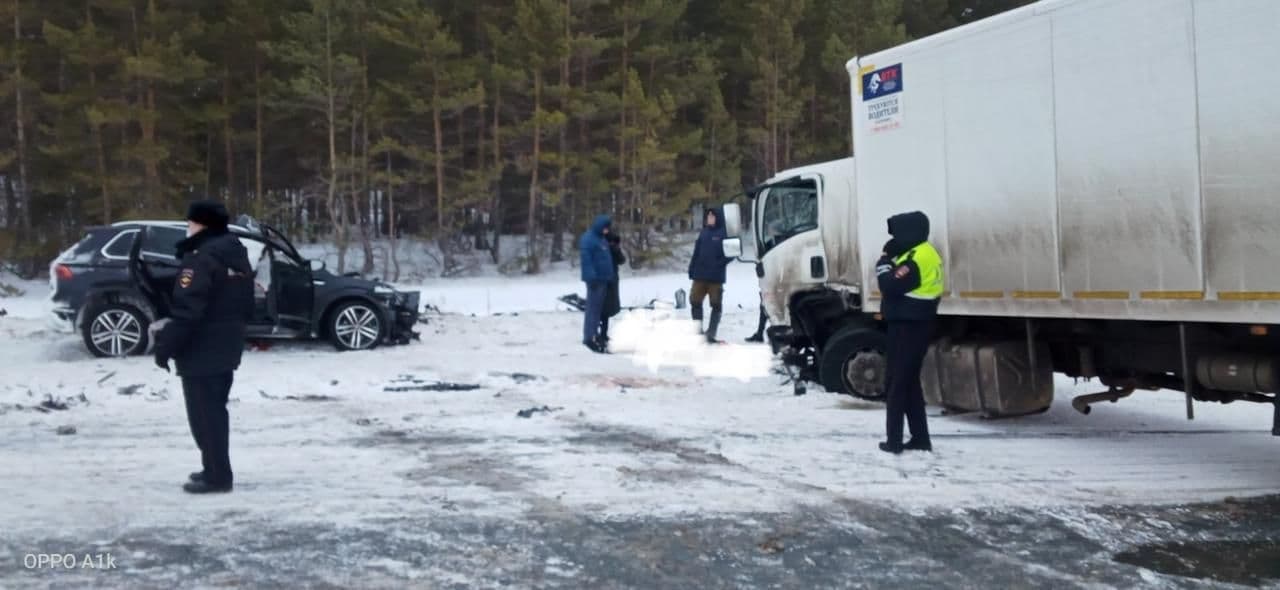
[91,310,143,356]
[334,305,380,349]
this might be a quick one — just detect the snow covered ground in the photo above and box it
[1,265,1278,588]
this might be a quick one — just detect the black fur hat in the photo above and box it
[186,200,230,229]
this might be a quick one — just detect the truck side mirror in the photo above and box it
[722,203,743,236]
[722,238,743,259]
[309,259,326,272]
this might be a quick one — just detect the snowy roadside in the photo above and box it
[1,268,1278,588]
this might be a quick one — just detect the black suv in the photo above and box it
[49,216,420,357]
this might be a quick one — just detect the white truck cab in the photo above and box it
[723,157,885,399]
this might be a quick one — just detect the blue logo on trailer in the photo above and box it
[863,64,903,101]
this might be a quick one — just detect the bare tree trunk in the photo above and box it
[254,52,264,210]
[324,1,345,273]
[348,108,360,274]
[89,1,111,223]
[358,8,375,275]
[618,3,628,214]
[489,63,503,266]
[432,70,445,233]
[143,87,158,209]
[771,54,779,173]
[204,128,213,197]
[12,0,29,235]
[576,44,588,241]
[3,176,13,232]
[526,69,543,274]
[386,147,399,282]
[551,0,570,264]
[222,66,236,208]
[477,84,487,252]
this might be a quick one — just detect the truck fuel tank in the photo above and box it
[922,339,1054,418]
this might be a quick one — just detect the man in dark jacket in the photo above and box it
[688,208,734,343]
[153,200,254,493]
[599,232,626,346]
[875,211,944,454]
[579,215,616,353]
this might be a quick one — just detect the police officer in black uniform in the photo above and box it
[875,211,944,454]
[153,200,254,493]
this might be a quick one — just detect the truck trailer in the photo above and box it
[720,0,1280,433]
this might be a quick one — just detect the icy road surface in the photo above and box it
[1,269,1278,589]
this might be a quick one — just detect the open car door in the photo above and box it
[128,227,179,318]
[259,224,315,333]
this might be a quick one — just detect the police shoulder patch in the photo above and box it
[178,268,194,288]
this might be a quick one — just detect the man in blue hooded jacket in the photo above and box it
[688,208,734,343]
[579,215,616,353]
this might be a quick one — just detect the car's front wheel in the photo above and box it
[328,301,382,351]
[82,303,150,358]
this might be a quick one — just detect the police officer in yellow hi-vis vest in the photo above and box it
[875,211,942,454]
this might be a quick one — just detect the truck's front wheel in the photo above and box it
[820,327,888,400]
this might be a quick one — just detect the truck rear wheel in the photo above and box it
[820,327,888,400]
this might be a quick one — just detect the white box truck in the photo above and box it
[720,0,1280,433]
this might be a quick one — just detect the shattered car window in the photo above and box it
[760,185,818,251]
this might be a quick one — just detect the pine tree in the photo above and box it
[270,0,362,272]
[0,0,1044,273]
[740,0,810,177]
[373,2,481,236]
[115,0,209,215]
[510,0,570,274]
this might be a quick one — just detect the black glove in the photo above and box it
[883,238,906,259]
[155,355,170,373]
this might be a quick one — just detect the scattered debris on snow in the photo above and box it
[491,372,544,384]
[287,394,339,402]
[517,405,562,419]
[758,536,786,555]
[258,390,339,402]
[384,382,481,393]
[55,425,76,436]
[118,384,144,396]
[38,396,71,412]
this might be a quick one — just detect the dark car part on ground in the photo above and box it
[516,405,562,418]
[558,293,670,313]
[48,217,422,357]
[383,382,481,393]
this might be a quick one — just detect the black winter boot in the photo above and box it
[705,307,723,343]
[904,438,933,452]
[183,480,233,494]
[746,306,767,342]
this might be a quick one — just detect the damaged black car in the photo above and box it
[49,216,421,357]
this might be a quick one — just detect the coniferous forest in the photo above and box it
[0,0,1030,277]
